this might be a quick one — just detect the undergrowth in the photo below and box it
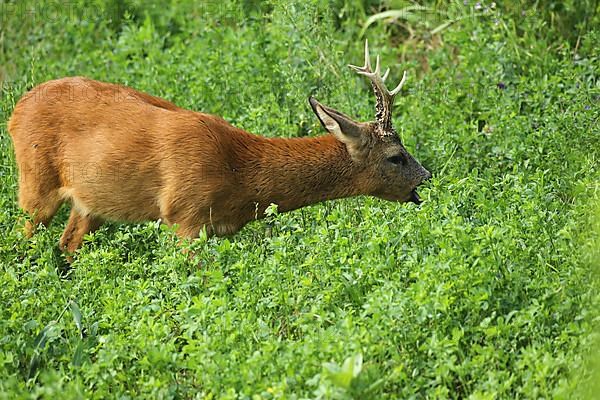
[0,0,599,398]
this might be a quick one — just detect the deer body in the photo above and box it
[9,42,431,255]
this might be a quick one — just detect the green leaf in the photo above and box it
[324,353,363,389]
[72,341,85,367]
[31,324,53,351]
[69,301,84,338]
[28,323,54,379]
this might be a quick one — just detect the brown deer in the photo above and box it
[8,40,431,255]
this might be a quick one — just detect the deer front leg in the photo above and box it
[59,209,103,262]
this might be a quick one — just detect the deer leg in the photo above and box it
[175,222,213,239]
[19,189,63,237]
[15,158,65,237]
[162,206,213,239]
[164,219,212,269]
[59,209,103,259]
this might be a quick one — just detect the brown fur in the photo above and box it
[8,77,430,254]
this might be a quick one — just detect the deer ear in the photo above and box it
[309,97,366,152]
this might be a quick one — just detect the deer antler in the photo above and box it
[348,40,408,135]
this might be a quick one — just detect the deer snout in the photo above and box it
[422,168,432,182]
[407,164,431,205]
[412,161,431,185]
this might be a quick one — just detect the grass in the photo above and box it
[1,0,599,398]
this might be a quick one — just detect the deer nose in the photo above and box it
[424,169,432,181]
[417,164,431,182]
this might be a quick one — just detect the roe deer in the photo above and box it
[8,40,431,255]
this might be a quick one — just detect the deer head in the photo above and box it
[309,40,431,204]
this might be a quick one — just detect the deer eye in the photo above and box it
[387,155,406,166]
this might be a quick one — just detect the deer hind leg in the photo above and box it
[59,208,103,257]
[175,221,212,239]
[18,180,63,237]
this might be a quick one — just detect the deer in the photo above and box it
[8,40,431,256]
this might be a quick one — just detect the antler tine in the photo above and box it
[364,39,371,71]
[348,40,409,133]
[374,54,381,75]
[382,68,390,82]
[390,70,408,96]
[348,39,372,74]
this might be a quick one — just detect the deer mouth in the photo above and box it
[408,188,421,205]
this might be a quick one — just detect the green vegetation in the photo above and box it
[1,0,599,398]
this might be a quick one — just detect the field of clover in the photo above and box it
[0,0,598,398]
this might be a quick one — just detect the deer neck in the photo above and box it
[244,134,364,214]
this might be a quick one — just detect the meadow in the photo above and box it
[0,0,599,398]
